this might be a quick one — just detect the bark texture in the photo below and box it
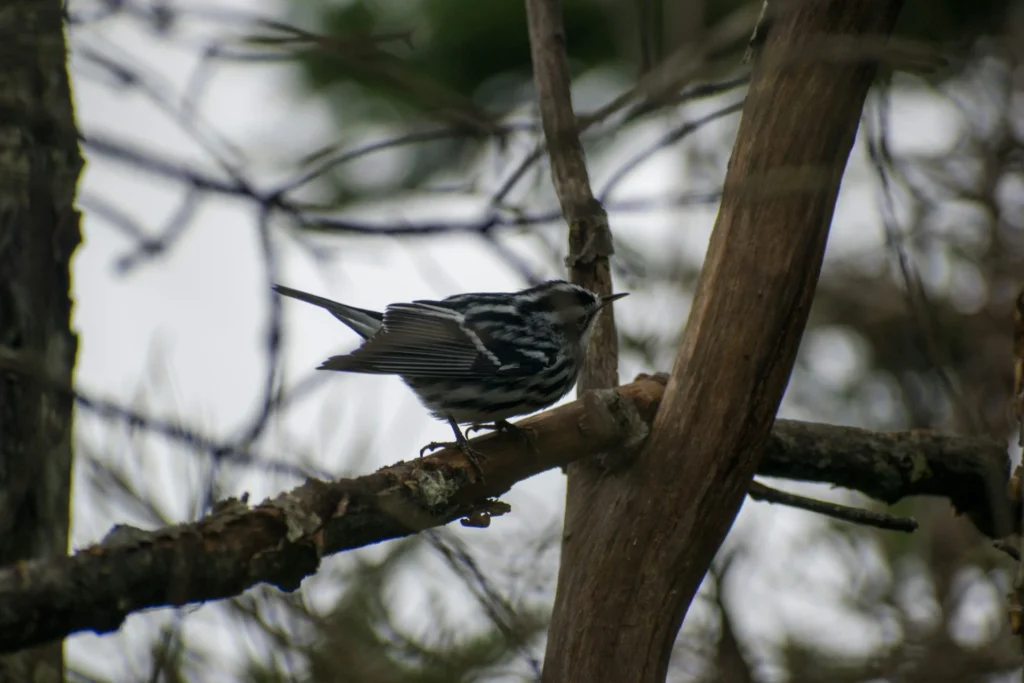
[523,0,620,389]
[540,1,906,680]
[0,0,83,679]
[0,374,1009,654]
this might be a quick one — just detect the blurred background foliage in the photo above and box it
[281,0,1017,201]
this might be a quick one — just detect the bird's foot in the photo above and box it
[468,420,538,456]
[466,419,517,436]
[418,438,487,482]
[456,440,487,481]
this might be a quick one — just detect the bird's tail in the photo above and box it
[272,284,383,339]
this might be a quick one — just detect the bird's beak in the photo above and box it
[599,292,629,308]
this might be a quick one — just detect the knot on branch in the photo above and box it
[565,198,614,268]
[579,388,651,471]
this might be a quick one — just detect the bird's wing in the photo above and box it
[319,302,505,378]
[413,298,554,375]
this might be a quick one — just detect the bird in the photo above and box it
[273,280,628,478]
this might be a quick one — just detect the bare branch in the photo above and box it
[747,481,918,532]
[760,419,1013,538]
[524,0,619,386]
[522,5,626,682]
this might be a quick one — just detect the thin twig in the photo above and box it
[748,481,918,532]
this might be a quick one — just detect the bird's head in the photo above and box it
[521,280,629,345]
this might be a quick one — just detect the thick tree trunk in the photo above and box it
[0,0,83,679]
[541,1,905,681]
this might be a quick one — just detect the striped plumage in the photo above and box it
[273,280,628,473]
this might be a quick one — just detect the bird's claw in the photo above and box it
[466,421,502,436]
[418,441,453,457]
[467,419,520,436]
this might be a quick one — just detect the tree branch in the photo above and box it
[522,4,627,682]
[747,481,918,533]
[523,0,618,384]
[537,0,907,680]
[761,420,1013,538]
[0,374,1010,654]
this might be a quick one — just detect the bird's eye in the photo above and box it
[575,313,589,328]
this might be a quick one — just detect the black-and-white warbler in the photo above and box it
[273,280,628,477]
